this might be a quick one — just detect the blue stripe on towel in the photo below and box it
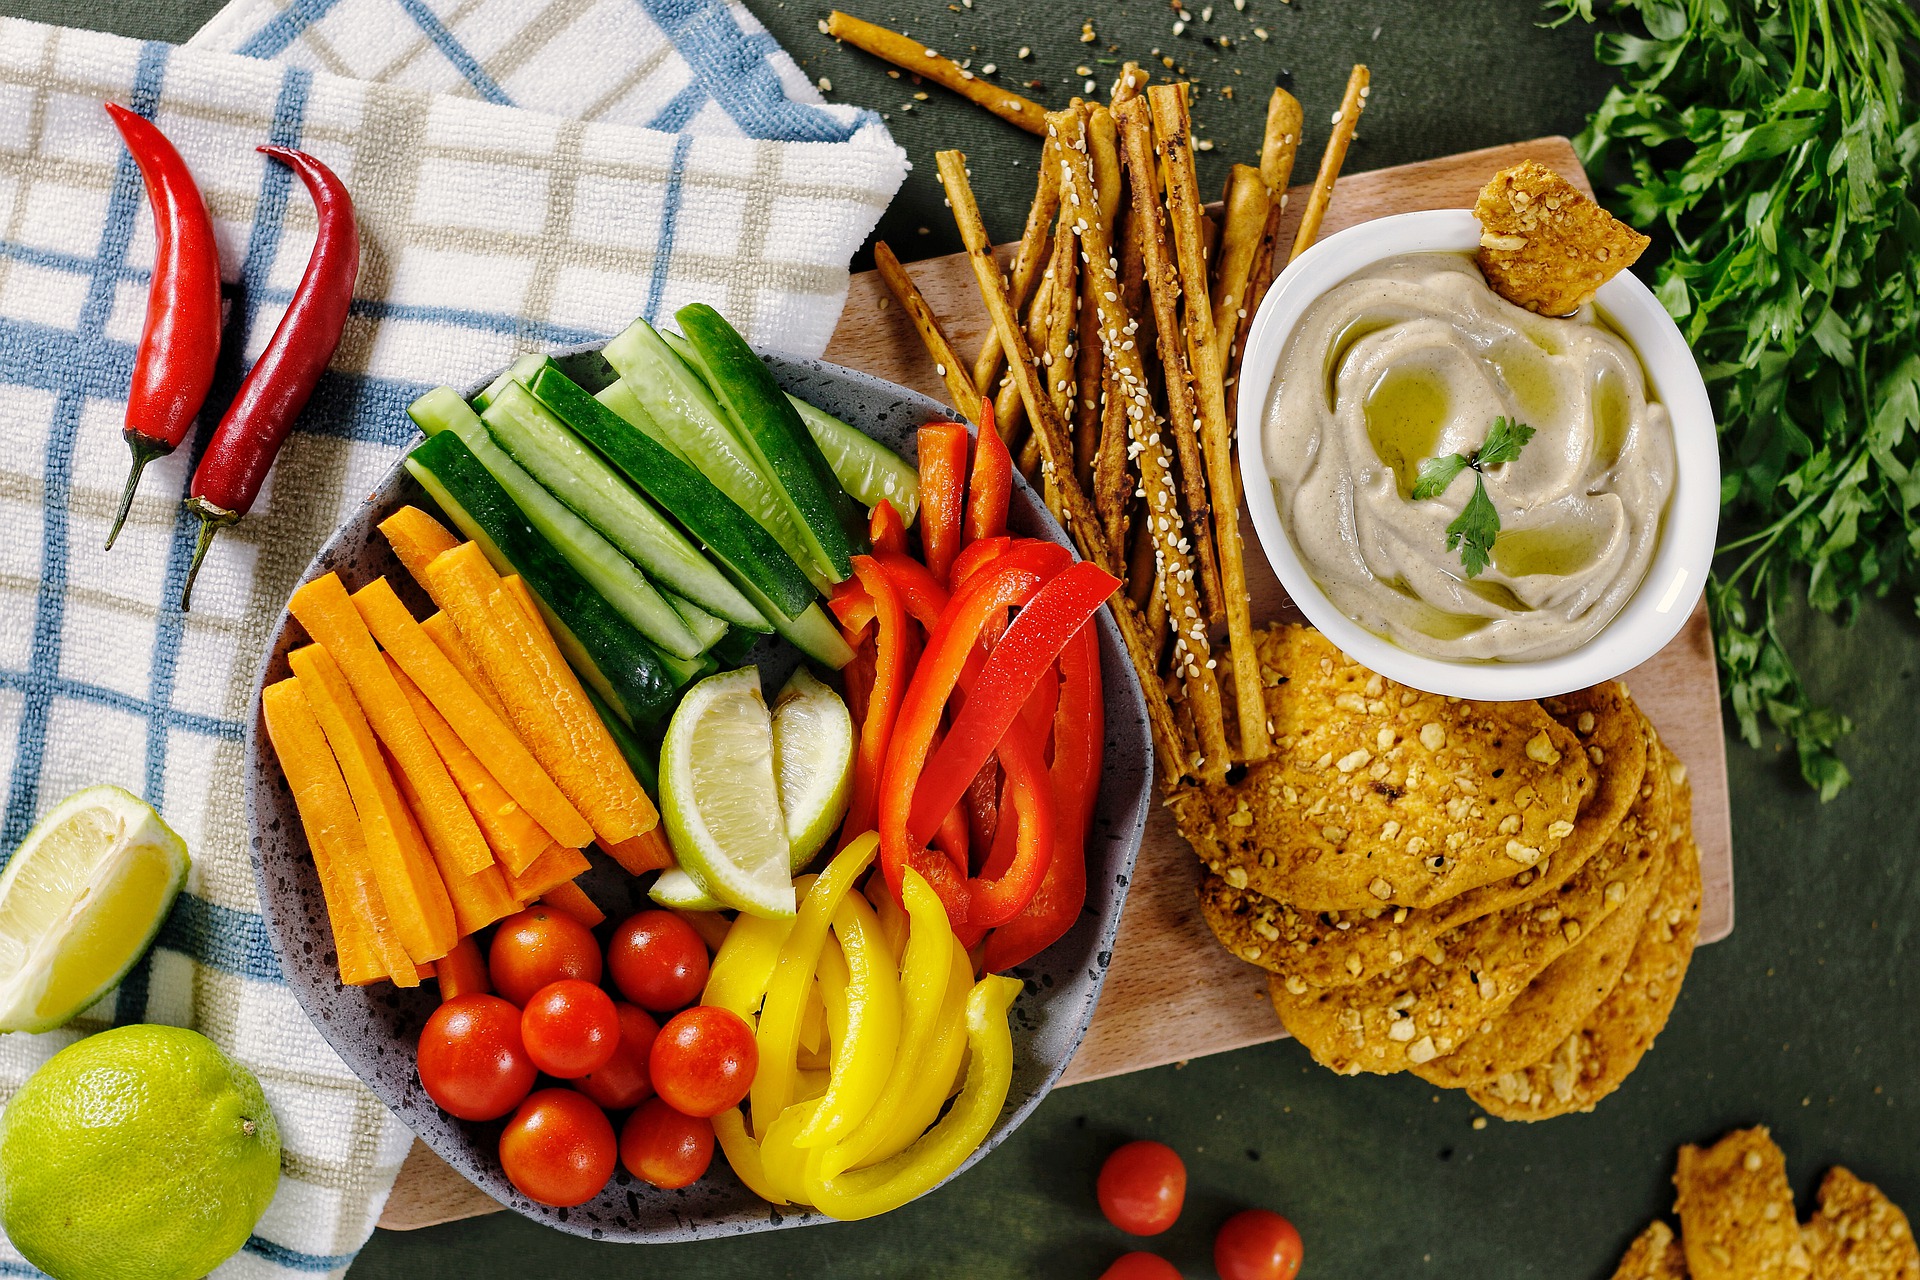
[0,41,170,856]
[244,1237,360,1272]
[392,0,513,105]
[157,894,284,982]
[234,0,351,58]
[632,0,868,142]
[643,132,694,324]
[646,77,710,133]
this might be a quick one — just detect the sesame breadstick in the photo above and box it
[972,132,1062,402]
[873,241,982,423]
[1240,87,1304,335]
[826,11,1046,134]
[1149,82,1272,763]
[1073,104,1123,490]
[1289,65,1369,264]
[1209,164,1271,372]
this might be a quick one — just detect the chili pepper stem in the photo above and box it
[105,432,174,550]
[179,496,239,610]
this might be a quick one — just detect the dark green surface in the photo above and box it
[18,0,1915,1273]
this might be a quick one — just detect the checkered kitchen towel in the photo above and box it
[0,7,902,1276]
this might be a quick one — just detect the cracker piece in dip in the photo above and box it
[1474,160,1650,316]
[1168,625,1592,913]
[1471,795,1701,1121]
[1201,684,1647,989]
[1610,1222,1690,1280]
[1669,1128,1813,1280]
[1802,1167,1920,1280]
[1264,749,1669,1076]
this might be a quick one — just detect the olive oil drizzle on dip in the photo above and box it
[1264,252,1674,661]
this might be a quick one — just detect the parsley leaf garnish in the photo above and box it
[1411,417,1536,578]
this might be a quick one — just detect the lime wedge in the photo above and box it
[648,868,725,912]
[771,667,854,870]
[660,668,796,918]
[0,786,190,1033]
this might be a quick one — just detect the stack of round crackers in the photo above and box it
[1178,624,1702,1121]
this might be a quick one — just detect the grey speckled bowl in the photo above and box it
[245,351,1153,1242]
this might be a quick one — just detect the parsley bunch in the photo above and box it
[1551,0,1920,798]
[1414,417,1538,577]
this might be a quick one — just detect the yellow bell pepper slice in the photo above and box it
[713,1108,788,1206]
[752,834,877,1136]
[703,907,797,1021]
[864,940,975,1166]
[758,1098,823,1207]
[864,873,909,963]
[802,974,1020,1220]
[796,888,901,1148]
[798,977,827,1057]
[818,868,954,1178]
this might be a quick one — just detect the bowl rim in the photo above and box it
[1234,207,1720,700]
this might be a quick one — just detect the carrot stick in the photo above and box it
[355,577,593,851]
[434,936,490,1000]
[289,572,494,877]
[261,678,417,987]
[379,505,460,586]
[540,881,606,929]
[421,611,510,720]
[288,644,457,964]
[602,828,674,876]
[385,740,519,937]
[386,655,555,876]
[502,842,592,902]
[423,544,657,850]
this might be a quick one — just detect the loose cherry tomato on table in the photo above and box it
[498,1088,618,1208]
[574,1003,660,1110]
[1214,1209,1304,1280]
[1097,1140,1187,1236]
[608,910,709,1012]
[619,1097,715,1189]
[648,1005,757,1117]
[520,979,620,1079]
[1097,1252,1183,1280]
[489,906,602,1007]
[416,994,536,1121]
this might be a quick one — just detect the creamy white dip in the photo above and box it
[1263,252,1674,661]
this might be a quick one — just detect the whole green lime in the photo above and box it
[0,1025,281,1280]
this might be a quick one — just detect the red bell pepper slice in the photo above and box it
[985,622,1104,972]
[917,421,969,587]
[964,406,1012,545]
[842,633,876,728]
[829,575,876,638]
[870,498,908,557]
[906,561,1119,847]
[878,541,1071,924]
[964,760,1000,867]
[950,535,1011,593]
[1019,659,1060,747]
[873,552,950,631]
[934,796,969,871]
[840,556,911,850]
[965,716,1055,929]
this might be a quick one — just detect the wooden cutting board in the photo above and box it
[378,135,1734,1230]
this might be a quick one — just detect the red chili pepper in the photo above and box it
[906,561,1119,846]
[102,103,222,552]
[878,541,1069,928]
[964,402,1011,545]
[181,146,359,608]
[840,556,911,850]
[916,421,969,587]
[870,498,908,557]
[985,622,1103,972]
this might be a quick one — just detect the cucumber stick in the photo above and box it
[786,395,920,525]
[412,386,705,658]
[472,353,547,413]
[601,318,832,593]
[481,374,769,631]
[675,303,863,581]
[403,430,677,725]
[666,593,729,650]
[596,381,689,465]
[528,365,816,621]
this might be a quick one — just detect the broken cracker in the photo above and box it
[1802,1167,1920,1280]
[1171,624,1593,913]
[1611,1221,1690,1280]
[1474,160,1650,316]
[1671,1127,1813,1280]
[1199,684,1647,988]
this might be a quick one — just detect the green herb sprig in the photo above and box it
[1412,417,1537,577]
[1550,0,1920,798]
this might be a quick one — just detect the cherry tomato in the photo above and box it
[1097,1140,1187,1236]
[648,1005,757,1117]
[1214,1209,1304,1280]
[497,1088,617,1207]
[619,1097,714,1189]
[520,979,620,1079]
[416,994,536,1121]
[489,907,602,1007]
[1097,1253,1182,1280]
[575,1003,659,1110]
[607,910,709,1012]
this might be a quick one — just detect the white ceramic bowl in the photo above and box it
[1236,209,1718,700]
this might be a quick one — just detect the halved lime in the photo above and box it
[771,667,854,870]
[648,868,725,912]
[0,786,190,1033]
[660,668,796,918]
